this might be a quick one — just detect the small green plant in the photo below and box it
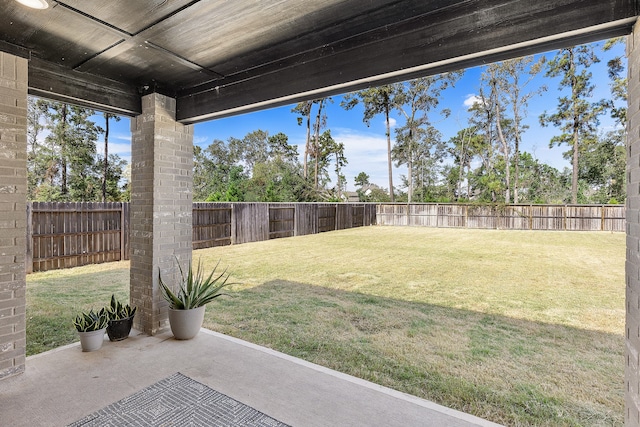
[73,308,109,332]
[105,294,136,321]
[159,257,231,310]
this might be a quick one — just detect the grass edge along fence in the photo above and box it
[377,203,625,231]
[26,202,376,273]
[26,202,624,273]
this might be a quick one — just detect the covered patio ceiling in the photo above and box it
[1,0,637,123]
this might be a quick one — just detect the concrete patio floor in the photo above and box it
[1,328,502,427]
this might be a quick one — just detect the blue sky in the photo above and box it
[101,40,624,192]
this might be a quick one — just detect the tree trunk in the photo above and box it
[513,93,521,204]
[495,103,510,203]
[407,157,413,203]
[313,99,324,190]
[335,152,341,200]
[303,108,310,179]
[61,104,68,196]
[102,114,109,202]
[384,100,395,202]
[570,49,579,205]
[572,119,579,204]
[457,128,467,201]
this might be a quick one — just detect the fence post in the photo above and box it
[529,204,533,230]
[601,205,605,231]
[120,203,125,261]
[25,202,32,274]
[464,204,468,229]
[406,203,410,226]
[230,203,236,244]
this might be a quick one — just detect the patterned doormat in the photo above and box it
[67,372,291,427]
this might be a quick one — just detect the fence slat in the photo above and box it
[27,202,620,273]
[376,203,625,232]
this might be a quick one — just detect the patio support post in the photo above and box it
[130,93,193,335]
[627,19,640,426]
[0,52,27,380]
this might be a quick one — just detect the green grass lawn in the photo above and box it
[26,227,625,426]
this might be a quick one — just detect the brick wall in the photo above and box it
[628,23,640,426]
[130,93,193,335]
[0,52,27,379]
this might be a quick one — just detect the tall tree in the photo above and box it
[27,98,47,199]
[102,113,121,202]
[341,85,398,201]
[392,73,462,202]
[193,139,237,201]
[539,45,605,204]
[292,98,331,185]
[229,129,269,175]
[292,101,313,179]
[603,38,627,127]
[484,66,513,203]
[311,98,331,189]
[268,132,298,163]
[448,127,478,201]
[321,134,348,199]
[465,83,503,202]
[489,56,545,203]
[579,130,626,203]
[38,101,102,200]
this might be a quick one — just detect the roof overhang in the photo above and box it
[1,0,637,123]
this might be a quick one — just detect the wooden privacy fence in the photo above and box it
[376,203,626,231]
[27,202,130,273]
[27,202,376,273]
[27,202,624,273]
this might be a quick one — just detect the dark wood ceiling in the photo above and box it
[1,0,637,123]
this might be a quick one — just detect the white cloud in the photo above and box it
[463,94,481,108]
[387,117,397,128]
[113,133,131,143]
[332,128,402,191]
[193,135,209,145]
[98,134,132,162]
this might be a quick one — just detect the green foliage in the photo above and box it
[354,172,370,188]
[27,98,128,202]
[26,40,624,206]
[516,152,571,204]
[392,73,462,202]
[105,294,136,321]
[578,130,626,204]
[73,308,109,332]
[194,130,321,202]
[159,257,232,310]
[539,44,606,203]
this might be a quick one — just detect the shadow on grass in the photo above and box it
[26,264,130,356]
[26,265,623,427]
[205,280,623,427]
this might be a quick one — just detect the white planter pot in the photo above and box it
[78,328,106,352]
[168,306,206,340]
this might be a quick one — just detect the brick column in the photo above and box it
[130,93,193,335]
[628,20,640,426]
[0,52,27,380]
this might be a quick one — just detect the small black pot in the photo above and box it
[107,316,134,341]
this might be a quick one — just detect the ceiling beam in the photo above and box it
[176,0,638,123]
[28,57,141,116]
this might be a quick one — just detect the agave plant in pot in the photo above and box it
[105,294,137,342]
[159,257,231,340]
[73,308,109,352]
